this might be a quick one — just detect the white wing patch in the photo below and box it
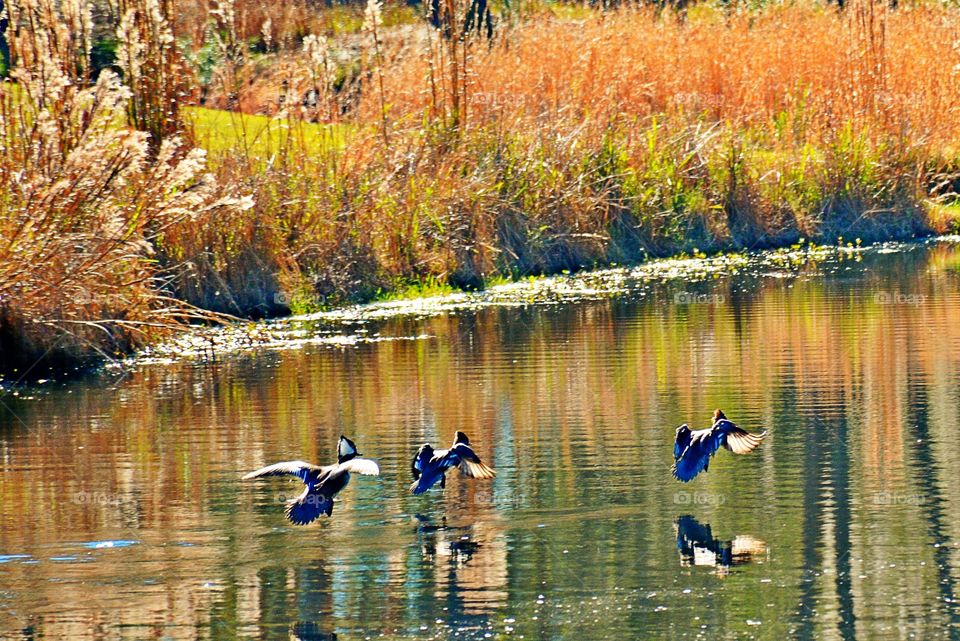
[341,457,380,476]
[242,460,314,480]
[724,428,766,455]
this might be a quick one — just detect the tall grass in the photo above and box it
[4,0,960,375]
[202,1,960,302]
[0,0,245,376]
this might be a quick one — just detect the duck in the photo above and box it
[242,435,379,524]
[410,431,495,495]
[672,410,765,482]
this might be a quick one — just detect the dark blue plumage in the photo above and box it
[410,431,495,495]
[672,410,765,482]
[243,435,379,525]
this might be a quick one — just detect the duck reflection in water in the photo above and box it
[674,515,768,576]
[415,514,481,566]
[289,621,337,641]
[413,515,509,616]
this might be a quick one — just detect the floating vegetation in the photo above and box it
[133,237,958,366]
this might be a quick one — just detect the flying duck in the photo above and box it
[242,435,379,524]
[410,431,495,495]
[672,410,765,482]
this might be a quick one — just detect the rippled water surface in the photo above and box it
[3,240,960,640]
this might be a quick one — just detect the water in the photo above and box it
[2,240,960,640]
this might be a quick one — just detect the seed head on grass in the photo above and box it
[363,0,383,32]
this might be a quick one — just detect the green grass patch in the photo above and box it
[376,276,459,302]
[184,106,351,161]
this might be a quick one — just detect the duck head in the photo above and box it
[338,435,360,463]
[712,409,727,423]
[453,431,470,445]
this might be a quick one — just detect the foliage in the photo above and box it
[4,0,960,374]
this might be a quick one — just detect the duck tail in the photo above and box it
[411,475,434,495]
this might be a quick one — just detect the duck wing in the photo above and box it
[716,419,766,454]
[339,457,380,476]
[448,443,495,479]
[242,460,321,483]
[411,444,433,480]
[282,460,377,524]
[410,446,458,494]
[671,428,720,482]
[672,420,766,482]
[674,425,692,461]
[285,485,333,525]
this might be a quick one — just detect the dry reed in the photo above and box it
[5,0,960,375]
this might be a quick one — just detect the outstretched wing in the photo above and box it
[339,457,380,476]
[410,447,455,495]
[410,465,445,495]
[242,461,319,483]
[284,486,333,525]
[672,420,765,482]
[448,443,496,479]
[671,429,723,482]
[411,445,433,480]
[716,419,766,454]
[674,425,692,461]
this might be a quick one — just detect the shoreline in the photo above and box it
[0,215,952,385]
[118,233,960,371]
[2,232,956,389]
[6,3,960,381]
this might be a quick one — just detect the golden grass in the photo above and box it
[365,3,960,145]
[0,0,245,377]
[183,2,960,319]
[6,0,960,375]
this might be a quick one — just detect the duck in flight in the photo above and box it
[242,435,379,524]
[672,410,765,482]
[411,431,495,495]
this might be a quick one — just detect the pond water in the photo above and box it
[2,239,960,640]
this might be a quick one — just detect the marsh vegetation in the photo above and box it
[2,0,959,375]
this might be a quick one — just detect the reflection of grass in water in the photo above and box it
[144,238,927,363]
[6,240,959,638]
[926,234,960,273]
